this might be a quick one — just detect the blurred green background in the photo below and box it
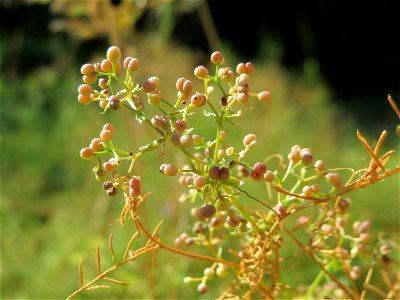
[1,1,398,299]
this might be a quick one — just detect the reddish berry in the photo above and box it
[123,56,132,69]
[127,57,139,71]
[257,91,272,102]
[210,51,224,65]
[129,177,141,190]
[197,283,208,294]
[197,204,216,220]
[300,148,313,165]
[182,80,192,94]
[103,161,113,172]
[176,77,186,91]
[101,59,113,72]
[250,170,264,181]
[78,84,92,96]
[143,79,157,93]
[80,63,95,75]
[80,147,94,160]
[103,123,115,135]
[236,62,246,74]
[174,119,186,133]
[100,129,113,142]
[194,65,208,79]
[103,181,113,190]
[129,187,140,197]
[190,93,206,107]
[253,162,267,175]
[163,163,178,176]
[209,166,220,180]
[90,138,103,152]
[108,96,120,110]
[180,134,193,148]
[226,214,240,227]
[219,167,230,181]
[78,94,91,105]
[106,46,121,63]
[106,186,117,196]
[244,62,254,74]
[193,175,207,189]
[82,74,97,85]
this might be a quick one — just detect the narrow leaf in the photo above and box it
[97,246,101,275]
[86,285,111,291]
[79,259,83,287]
[109,233,117,265]
[388,94,400,118]
[104,277,129,286]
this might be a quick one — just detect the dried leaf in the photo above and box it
[109,233,117,265]
[104,277,129,286]
[86,285,111,291]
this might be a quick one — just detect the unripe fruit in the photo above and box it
[101,59,113,72]
[210,51,224,65]
[78,94,91,105]
[103,161,113,172]
[80,63,95,75]
[204,268,215,278]
[243,134,257,147]
[80,147,94,160]
[100,129,113,142]
[264,170,275,182]
[236,83,249,93]
[170,132,182,146]
[82,74,97,85]
[174,119,186,133]
[325,173,341,185]
[106,46,121,63]
[103,123,115,134]
[236,62,246,74]
[237,92,249,103]
[179,134,193,148]
[193,175,207,189]
[244,62,254,74]
[314,160,325,175]
[300,148,313,165]
[197,283,208,294]
[216,264,228,277]
[109,96,120,110]
[90,138,104,152]
[98,78,108,89]
[190,93,206,107]
[78,84,92,97]
[194,65,208,79]
[257,90,272,102]
[163,163,178,176]
[106,186,117,196]
[176,77,186,91]
[148,92,161,106]
[197,204,216,221]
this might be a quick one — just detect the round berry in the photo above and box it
[98,78,108,89]
[300,148,313,165]
[80,147,94,160]
[209,166,220,180]
[90,138,103,152]
[243,134,257,147]
[250,170,264,181]
[236,62,246,74]
[148,92,161,106]
[80,63,95,75]
[101,59,113,73]
[237,92,249,103]
[129,187,140,197]
[191,93,206,107]
[100,129,113,142]
[170,132,182,146]
[264,170,275,182]
[163,163,178,176]
[193,175,207,189]
[210,51,224,65]
[197,204,216,221]
[244,62,254,74]
[103,181,113,190]
[129,177,141,190]
[143,79,157,93]
[103,123,115,134]
[176,77,186,91]
[325,173,341,185]
[219,166,230,181]
[108,96,120,110]
[257,90,272,102]
[197,283,208,295]
[127,57,139,71]
[179,134,193,148]
[106,186,117,196]
[194,65,208,79]
[103,161,113,172]
[78,94,91,105]
[253,162,267,175]
[174,119,186,133]
[82,74,97,85]
[182,80,192,94]
[106,46,121,63]
[203,268,215,278]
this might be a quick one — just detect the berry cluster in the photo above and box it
[74,46,399,299]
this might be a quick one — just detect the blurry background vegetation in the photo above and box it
[1,0,398,299]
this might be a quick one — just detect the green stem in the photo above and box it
[213,122,221,165]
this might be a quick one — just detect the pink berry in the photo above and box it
[80,147,94,160]
[253,162,267,175]
[209,166,220,180]
[82,74,97,85]
[226,214,240,227]
[244,62,254,74]
[194,65,208,79]
[190,93,206,107]
[100,129,113,142]
[127,58,139,72]
[219,167,230,181]
[174,119,186,133]
[101,59,113,72]
[80,63,95,75]
[143,79,157,93]
[103,123,115,134]
[210,51,224,65]
[257,91,272,102]
[129,177,141,190]
[193,175,207,189]
[90,138,103,152]
[106,46,121,63]
[163,163,178,176]
[176,77,186,91]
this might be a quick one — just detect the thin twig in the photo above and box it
[97,246,101,275]
[109,233,117,265]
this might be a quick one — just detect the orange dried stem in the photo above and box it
[104,277,129,286]
[356,130,385,171]
[109,233,117,265]
[123,231,139,261]
[79,259,83,287]
[97,246,100,275]
[388,94,400,118]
